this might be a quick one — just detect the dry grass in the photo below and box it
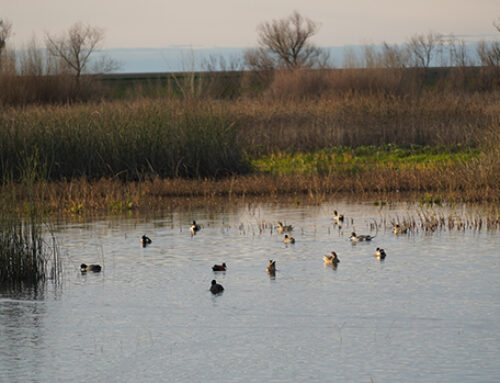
[233,91,500,155]
[2,159,498,216]
[1,69,499,211]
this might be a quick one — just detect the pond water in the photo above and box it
[1,201,499,382]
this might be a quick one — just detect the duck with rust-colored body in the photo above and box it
[283,234,295,244]
[212,263,227,272]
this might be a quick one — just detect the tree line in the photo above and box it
[0,12,499,104]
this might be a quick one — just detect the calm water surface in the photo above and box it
[1,201,499,382]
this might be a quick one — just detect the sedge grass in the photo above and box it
[0,199,61,286]
[0,99,249,182]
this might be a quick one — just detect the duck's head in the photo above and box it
[80,263,87,271]
[350,232,356,237]
[211,280,217,285]
[222,263,227,268]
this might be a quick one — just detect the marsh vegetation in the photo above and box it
[0,15,499,213]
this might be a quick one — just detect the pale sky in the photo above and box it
[3,0,500,49]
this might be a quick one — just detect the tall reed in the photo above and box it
[0,99,249,182]
[0,160,61,285]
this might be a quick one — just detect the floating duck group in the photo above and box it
[80,210,396,294]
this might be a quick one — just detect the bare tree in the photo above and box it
[0,19,12,61]
[447,36,474,67]
[379,42,410,69]
[406,31,444,68]
[45,22,116,84]
[494,18,500,32]
[245,11,324,70]
[342,46,360,68]
[477,40,500,66]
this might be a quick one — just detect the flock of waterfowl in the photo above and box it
[79,211,399,294]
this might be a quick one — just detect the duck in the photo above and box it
[190,220,201,235]
[212,263,227,272]
[140,235,152,246]
[283,234,295,244]
[210,280,224,294]
[323,251,340,265]
[392,223,408,235]
[277,221,293,234]
[266,260,276,274]
[333,210,344,224]
[349,232,375,242]
[80,263,102,272]
[374,247,387,260]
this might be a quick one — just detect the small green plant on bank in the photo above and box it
[251,145,480,175]
[109,198,133,214]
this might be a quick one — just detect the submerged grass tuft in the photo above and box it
[0,207,61,286]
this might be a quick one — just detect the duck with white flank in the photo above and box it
[333,210,344,224]
[349,232,375,242]
[80,263,102,273]
[190,220,201,235]
[374,247,387,260]
[140,235,152,247]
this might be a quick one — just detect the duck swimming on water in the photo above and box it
[190,221,201,235]
[349,232,375,242]
[80,263,102,272]
[266,260,276,274]
[333,210,344,224]
[277,222,293,234]
[210,280,224,294]
[140,235,152,247]
[374,247,387,260]
[392,223,408,235]
[212,263,227,272]
[323,251,340,265]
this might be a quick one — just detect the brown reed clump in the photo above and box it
[1,165,498,217]
[385,209,500,233]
